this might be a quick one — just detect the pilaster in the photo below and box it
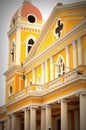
[41,62,45,84]
[16,27,21,65]
[77,37,82,66]
[72,41,77,68]
[65,46,70,72]
[45,60,48,83]
[50,56,54,80]
[80,92,86,130]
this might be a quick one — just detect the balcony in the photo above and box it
[8,65,86,103]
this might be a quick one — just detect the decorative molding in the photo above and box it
[24,19,86,71]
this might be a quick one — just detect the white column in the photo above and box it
[41,107,45,130]
[11,114,16,130]
[68,113,71,130]
[16,116,21,130]
[65,46,70,72]
[45,60,48,83]
[77,37,82,65]
[0,122,2,130]
[24,108,30,130]
[61,100,68,130]
[80,92,86,130]
[72,41,77,68]
[41,62,45,84]
[4,120,7,130]
[16,27,21,65]
[45,105,52,130]
[32,68,35,84]
[50,56,54,80]
[30,106,37,130]
[84,51,86,65]
[74,110,79,130]
[7,115,11,130]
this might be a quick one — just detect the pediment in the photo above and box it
[24,1,86,65]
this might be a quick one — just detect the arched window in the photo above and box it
[9,85,13,96]
[27,38,34,54]
[11,42,14,62]
[55,56,65,78]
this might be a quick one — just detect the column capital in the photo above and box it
[29,105,38,109]
[65,45,69,53]
[72,40,76,48]
[76,91,86,96]
[41,105,52,109]
[77,37,81,42]
[58,98,70,103]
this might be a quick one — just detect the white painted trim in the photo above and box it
[72,40,77,68]
[27,13,37,24]
[50,56,54,80]
[65,45,69,72]
[32,68,35,84]
[77,37,82,66]
[16,27,21,65]
[26,36,36,56]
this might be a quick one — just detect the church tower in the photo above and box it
[4,0,43,104]
[7,0,42,67]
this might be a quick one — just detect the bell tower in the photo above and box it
[7,1,42,68]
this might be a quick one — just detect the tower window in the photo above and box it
[28,15,36,23]
[27,38,34,53]
[9,85,13,96]
[11,42,15,62]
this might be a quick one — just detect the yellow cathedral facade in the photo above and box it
[0,0,86,130]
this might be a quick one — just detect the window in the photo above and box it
[28,15,36,23]
[27,38,34,54]
[9,85,13,96]
[11,42,14,62]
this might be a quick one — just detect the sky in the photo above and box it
[0,0,85,106]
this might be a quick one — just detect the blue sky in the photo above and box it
[0,0,85,106]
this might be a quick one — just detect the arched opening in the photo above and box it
[26,38,34,54]
[55,56,65,78]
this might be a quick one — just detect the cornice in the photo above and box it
[7,20,43,37]
[24,19,86,71]
[3,65,23,77]
[55,1,86,11]
[24,1,86,64]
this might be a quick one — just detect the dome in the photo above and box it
[10,1,42,26]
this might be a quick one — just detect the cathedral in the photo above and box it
[0,0,86,130]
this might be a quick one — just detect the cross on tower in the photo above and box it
[55,19,63,38]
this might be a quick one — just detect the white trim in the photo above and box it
[84,50,86,65]
[65,46,69,72]
[45,60,48,83]
[26,36,35,56]
[27,14,37,24]
[50,56,54,80]
[77,37,82,66]
[72,40,77,68]
[41,62,45,84]
[7,78,14,85]
[32,68,35,84]
[16,27,21,65]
